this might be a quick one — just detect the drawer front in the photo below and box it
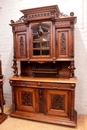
[9,80,75,90]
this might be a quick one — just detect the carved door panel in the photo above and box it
[45,89,70,117]
[14,87,37,113]
[56,28,72,58]
[15,32,27,60]
[29,21,53,61]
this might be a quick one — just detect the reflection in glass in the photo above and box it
[42,26,49,32]
[42,34,49,41]
[42,42,49,47]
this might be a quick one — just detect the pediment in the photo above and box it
[10,5,75,24]
[20,5,60,20]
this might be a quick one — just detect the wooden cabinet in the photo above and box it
[9,5,77,127]
[0,61,7,123]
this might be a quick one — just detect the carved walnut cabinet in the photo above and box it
[0,60,7,123]
[9,5,77,127]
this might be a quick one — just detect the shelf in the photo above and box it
[9,76,77,83]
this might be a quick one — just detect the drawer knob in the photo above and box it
[37,82,41,86]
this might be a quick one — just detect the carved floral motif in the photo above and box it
[21,91,32,106]
[38,89,44,113]
[51,94,64,110]
[20,36,24,56]
[61,33,66,55]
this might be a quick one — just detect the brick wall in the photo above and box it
[0,0,87,115]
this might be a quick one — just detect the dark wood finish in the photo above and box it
[0,72,7,123]
[0,60,3,79]
[9,5,77,127]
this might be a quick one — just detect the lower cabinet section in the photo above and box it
[9,79,77,127]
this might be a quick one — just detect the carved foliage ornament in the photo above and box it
[21,91,32,106]
[20,36,24,56]
[51,94,64,110]
[61,33,66,55]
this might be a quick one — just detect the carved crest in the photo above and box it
[10,5,75,24]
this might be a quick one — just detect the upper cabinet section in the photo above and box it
[10,5,77,62]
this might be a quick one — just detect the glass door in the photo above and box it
[29,21,52,61]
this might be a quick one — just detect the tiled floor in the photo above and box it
[0,105,87,130]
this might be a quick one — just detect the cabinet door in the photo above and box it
[13,87,37,113]
[45,89,70,117]
[15,32,27,60]
[29,21,53,61]
[56,28,72,58]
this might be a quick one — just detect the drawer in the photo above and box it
[9,80,75,90]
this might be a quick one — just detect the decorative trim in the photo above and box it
[61,33,66,55]
[20,36,24,56]
[38,89,44,113]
